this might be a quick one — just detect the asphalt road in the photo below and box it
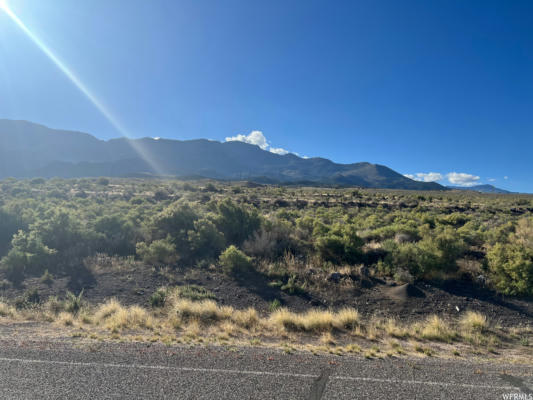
[0,337,532,399]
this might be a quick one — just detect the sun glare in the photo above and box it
[0,2,165,176]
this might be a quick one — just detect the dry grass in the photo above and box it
[420,315,457,343]
[459,311,488,333]
[173,299,232,323]
[270,307,360,332]
[383,318,409,339]
[334,308,360,329]
[95,300,154,331]
[0,301,16,318]
[320,332,336,345]
[94,298,123,321]
[0,296,526,361]
[56,312,74,326]
[232,307,260,329]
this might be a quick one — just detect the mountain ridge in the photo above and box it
[0,119,445,190]
[447,184,511,194]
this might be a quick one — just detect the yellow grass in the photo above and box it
[383,318,409,338]
[95,300,154,330]
[94,298,123,321]
[56,312,74,326]
[173,299,231,323]
[459,311,488,333]
[270,307,361,332]
[334,308,359,329]
[232,307,259,329]
[420,315,456,342]
[0,301,15,318]
[320,332,336,345]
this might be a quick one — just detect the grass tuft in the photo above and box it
[459,311,488,333]
[420,315,456,343]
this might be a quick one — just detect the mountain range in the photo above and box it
[447,184,511,194]
[0,119,454,190]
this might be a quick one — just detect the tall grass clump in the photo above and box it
[334,308,360,329]
[459,311,488,333]
[0,300,15,318]
[420,315,457,342]
[173,299,231,323]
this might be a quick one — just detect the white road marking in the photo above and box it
[0,356,520,391]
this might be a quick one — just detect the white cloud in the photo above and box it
[488,178,496,182]
[446,172,480,186]
[225,130,292,156]
[269,147,289,155]
[404,172,443,182]
[504,176,509,180]
[225,130,268,150]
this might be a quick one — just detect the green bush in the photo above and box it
[316,224,363,264]
[187,218,225,261]
[214,199,261,245]
[64,290,84,314]
[15,288,41,309]
[219,245,252,275]
[136,236,176,265]
[149,288,167,308]
[1,230,56,281]
[487,243,533,296]
[175,285,216,301]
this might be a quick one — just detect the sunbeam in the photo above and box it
[0,2,165,176]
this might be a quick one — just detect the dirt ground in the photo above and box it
[2,263,532,328]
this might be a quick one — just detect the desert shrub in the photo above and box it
[487,242,533,296]
[0,208,22,258]
[381,229,466,279]
[316,224,363,264]
[152,202,198,250]
[187,218,225,261]
[174,285,215,301]
[93,215,136,256]
[15,288,41,309]
[31,209,94,263]
[149,288,167,308]
[1,230,56,281]
[214,199,261,245]
[136,236,176,265]
[281,275,306,295]
[243,221,295,259]
[64,290,83,314]
[269,299,282,312]
[219,245,252,275]
[316,235,346,264]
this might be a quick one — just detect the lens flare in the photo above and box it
[0,3,165,176]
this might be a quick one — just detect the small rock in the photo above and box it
[327,272,342,283]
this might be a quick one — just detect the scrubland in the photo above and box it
[0,178,532,359]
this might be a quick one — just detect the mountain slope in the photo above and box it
[0,120,445,190]
[448,184,511,194]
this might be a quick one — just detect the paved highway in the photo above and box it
[0,337,531,399]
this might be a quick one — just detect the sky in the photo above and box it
[0,0,532,192]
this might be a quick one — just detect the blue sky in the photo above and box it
[0,0,532,192]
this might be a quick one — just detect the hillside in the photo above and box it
[0,120,444,190]
[448,184,511,194]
